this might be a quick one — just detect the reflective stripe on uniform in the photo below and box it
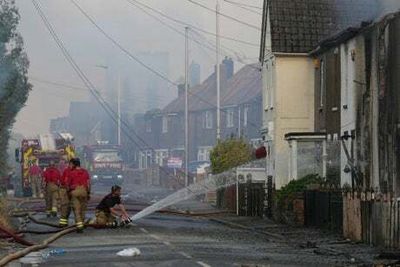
[52,207,58,212]
[76,221,84,228]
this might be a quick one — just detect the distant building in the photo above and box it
[129,60,263,170]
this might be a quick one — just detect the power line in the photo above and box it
[30,76,167,106]
[222,0,262,15]
[70,0,178,86]
[122,0,214,62]
[186,0,261,31]
[123,0,259,69]
[69,0,261,129]
[125,0,259,47]
[32,0,202,192]
[223,0,263,10]
[124,0,251,66]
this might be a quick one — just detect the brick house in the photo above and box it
[133,62,263,169]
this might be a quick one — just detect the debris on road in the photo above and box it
[42,248,65,259]
[116,248,141,257]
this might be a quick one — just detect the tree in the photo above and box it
[0,0,31,176]
[210,137,252,174]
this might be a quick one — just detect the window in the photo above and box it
[203,111,213,129]
[145,120,152,133]
[226,108,234,128]
[162,116,168,133]
[243,107,249,126]
[139,150,152,169]
[197,146,213,161]
[155,149,168,166]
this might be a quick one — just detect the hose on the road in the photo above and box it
[0,226,77,266]
[0,225,35,247]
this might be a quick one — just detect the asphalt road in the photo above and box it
[11,210,381,267]
[7,184,380,266]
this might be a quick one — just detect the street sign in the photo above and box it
[167,157,183,169]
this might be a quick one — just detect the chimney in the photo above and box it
[177,83,185,97]
[222,57,234,79]
[189,61,201,87]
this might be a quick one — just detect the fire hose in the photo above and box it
[0,227,77,266]
[0,198,233,266]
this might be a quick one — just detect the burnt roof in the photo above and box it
[268,0,378,53]
[162,64,262,114]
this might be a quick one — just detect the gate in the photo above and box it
[238,182,265,217]
[304,190,343,232]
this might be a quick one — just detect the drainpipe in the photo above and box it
[236,168,239,215]
[292,140,298,180]
[322,139,327,178]
[238,106,241,138]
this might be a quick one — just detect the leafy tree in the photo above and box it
[0,0,31,176]
[210,137,252,174]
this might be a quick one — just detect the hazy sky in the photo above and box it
[13,0,262,136]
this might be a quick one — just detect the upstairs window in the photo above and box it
[203,111,213,129]
[226,108,234,128]
[243,107,249,126]
[162,116,168,133]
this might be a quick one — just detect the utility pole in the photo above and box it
[185,27,190,187]
[216,0,221,140]
[117,74,121,146]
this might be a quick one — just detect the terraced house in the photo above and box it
[132,60,263,170]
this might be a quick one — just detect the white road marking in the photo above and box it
[197,261,211,267]
[179,251,193,259]
[140,228,196,262]
[149,234,162,241]
[163,241,172,246]
[140,228,148,233]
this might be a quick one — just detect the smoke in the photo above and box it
[378,0,400,16]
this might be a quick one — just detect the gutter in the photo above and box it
[273,52,309,57]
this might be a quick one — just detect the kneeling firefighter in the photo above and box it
[69,158,90,233]
[94,185,131,227]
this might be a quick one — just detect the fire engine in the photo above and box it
[15,133,75,197]
[81,141,124,185]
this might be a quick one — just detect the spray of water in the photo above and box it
[130,167,238,221]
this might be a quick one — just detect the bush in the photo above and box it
[210,137,252,174]
[276,174,322,208]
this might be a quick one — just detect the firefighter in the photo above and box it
[94,185,131,227]
[58,159,74,227]
[42,161,61,217]
[69,158,90,233]
[29,160,42,198]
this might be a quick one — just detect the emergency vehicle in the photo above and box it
[15,133,75,197]
[81,142,124,185]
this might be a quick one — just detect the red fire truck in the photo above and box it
[82,142,124,185]
[15,133,75,197]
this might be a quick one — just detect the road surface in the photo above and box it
[10,210,381,267]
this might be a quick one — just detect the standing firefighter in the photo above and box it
[58,159,73,227]
[94,185,131,227]
[28,160,42,198]
[42,161,61,217]
[69,158,90,233]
